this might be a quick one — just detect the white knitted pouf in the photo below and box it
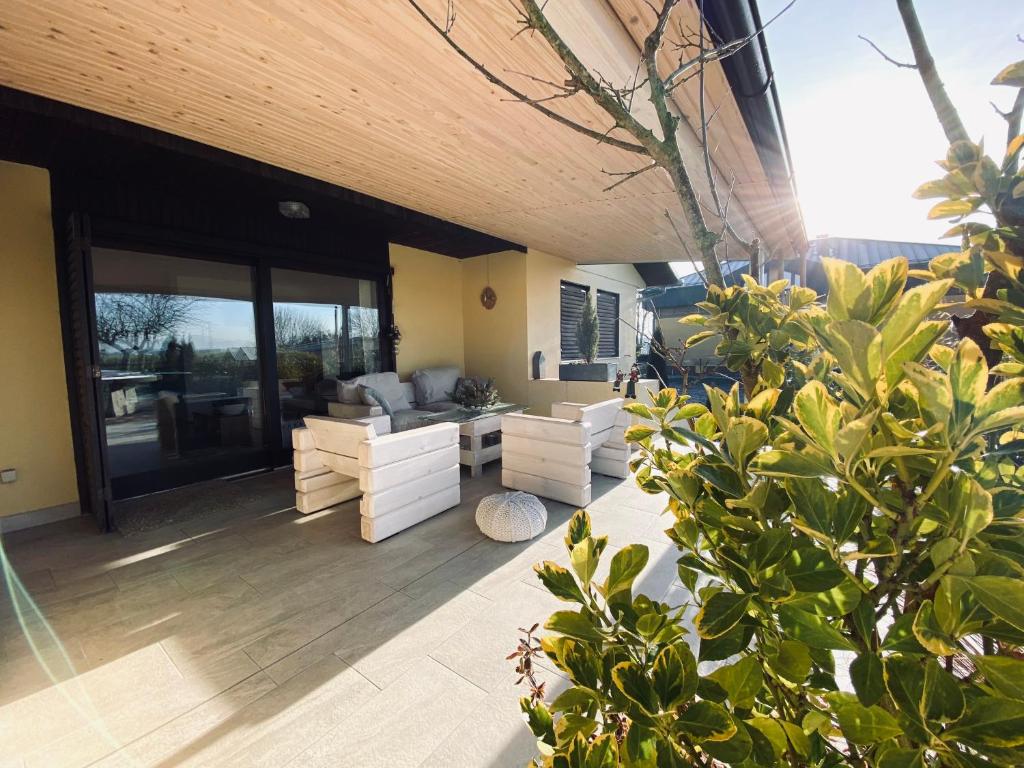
[476,491,547,542]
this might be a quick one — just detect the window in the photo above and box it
[559,280,619,360]
[596,289,620,358]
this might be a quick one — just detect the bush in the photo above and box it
[516,96,1024,767]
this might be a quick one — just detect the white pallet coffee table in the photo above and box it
[419,403,526,477]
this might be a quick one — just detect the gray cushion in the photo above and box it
[358,384,394,418]
[419,400,460,413]
[341,372,411,412]
[391,409,433,432]
[411,366,460,405]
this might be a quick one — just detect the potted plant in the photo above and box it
[559,290,616,381]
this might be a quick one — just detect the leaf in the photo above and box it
[767,640,812,684]
[943,697,1024,748]
[587,734,619,767]
[885,656,966,725]
[724,416,769,467]
[778,604,856,651]
[955,575,1024,631]
[550,686,601,712]
[820,320,882,399]
[749,526,793,571]
[835,410,877,462]
[822,256,870,321]
[794,380,841,456]
[971,655,1024,699]
[949,338,988,429]
[880,278,952,358]
[750,449,830,478]
[625,425,656,442]
[787,579,862,617]
[569,537,599,585]
[992,59,1024,88]
[865,257,908,322]
[785,547,846,591]
[672,701,737,743]
[976,378,1024,424]
[545,611,605,643]
[912,600,959,656]
[904,361,953,427]
[701,716,753,763]
[564,511,591,549]
[520,697,556,745]
[534,561,587,604]
[612,661,659,715]
[780,720,810,756]
[850,653,885,706]
[651,644,697,709]
[604,544,649,601]
[696,592,751,639]
[928,199,975,219]
[708,655,763,709]
[829,694,903,745]
[746,717,788,761]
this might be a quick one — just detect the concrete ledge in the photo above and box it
[0,501,80,532]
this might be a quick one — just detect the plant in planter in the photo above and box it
[513,84,1024,764]
[561,291,617,382]
[450,376,500,409]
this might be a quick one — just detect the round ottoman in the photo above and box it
[476,491,547,542]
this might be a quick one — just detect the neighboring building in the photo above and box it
[645,236,953,367]
[0,1,804,530]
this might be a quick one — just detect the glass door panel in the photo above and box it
[91,248,265,496]
[271,268,381,447]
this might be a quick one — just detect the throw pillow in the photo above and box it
[357,384,395,418]
[412,366,460,405]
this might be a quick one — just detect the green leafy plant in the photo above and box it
[578,290,601,364]
[515,64,1024,768]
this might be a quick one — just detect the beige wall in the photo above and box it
[461,251,530,406]
[658,308,722,364]
[0,161,79,520]
[389,243,465,379]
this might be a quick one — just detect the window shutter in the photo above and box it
[596,290,619,357]
[560,281,587,360]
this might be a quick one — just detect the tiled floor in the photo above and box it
[0,464,680,768]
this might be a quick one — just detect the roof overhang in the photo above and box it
[0,0,805,275]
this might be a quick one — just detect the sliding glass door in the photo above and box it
[271,268,382,447]
[91,248,266,497]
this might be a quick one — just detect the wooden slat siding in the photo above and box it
[560,280,587,361]
[596,289,619,358]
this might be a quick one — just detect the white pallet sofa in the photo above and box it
[293,415,461,542]
[500,398,634,507]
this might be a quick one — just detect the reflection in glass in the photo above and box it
[92,249,262,486]
[272,268,381,447]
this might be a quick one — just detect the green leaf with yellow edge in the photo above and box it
[724,416,769,468]
[625,424,656,442]
[950,338,988,428]
[546,611,606,643]
[611,661,659,715]
[943,697,1024,748]
[766,639,812,684]
[701,716,753,763]
[604,544,649,602]
[820,320,882,399]
[778,604,856,651]
[992,59,1024,88]
[850,652,885,706]
[953,576,1024,631]
[912,600,959,656]
[883,320,950,390]
[822,256,870,321]
[651,643,697,708]
[865,257,908,323]
[788,579,862,617]
[569,537,599,585]
[880,279,952,356]
[835,409,877,462]
[521,697,556,745]
[780,720,810,756]
[785,547,846,591]
[971,655,1024,699]
[707,655,762,709]
[746,717,788,760]
[750,449,832,478]
[623,402,653,420]
[672,700,736,743]
[904,361,953,427]
[695,592,751,639]
[535,561,587,603]
[928,199,975,219]
[794,380,841,456]
[828,693,903,745]
[976,378,1024,424]
[586,734,618,767]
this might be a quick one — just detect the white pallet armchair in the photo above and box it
[500,397,634,507]
[294,415,461,543]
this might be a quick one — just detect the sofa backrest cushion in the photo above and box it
[411,366,461,405]
[338,372,411,412]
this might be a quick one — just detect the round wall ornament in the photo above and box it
[480,285,497,310]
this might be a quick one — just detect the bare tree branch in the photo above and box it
[406,0,647,154]
[664,210,708,289]
[601,162,658,192]
[858,35,916,69]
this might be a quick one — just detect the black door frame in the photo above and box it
[64,221,391,506]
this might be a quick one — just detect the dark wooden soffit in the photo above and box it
[632,261,678,287]
[0,86,525,260]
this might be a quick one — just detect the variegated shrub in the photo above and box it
[517,65,1024,768]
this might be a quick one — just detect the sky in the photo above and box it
[758,0,1023,245]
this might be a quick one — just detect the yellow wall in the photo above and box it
[389,243,465,379]
[0,161,79,519]
[461,251,530,406]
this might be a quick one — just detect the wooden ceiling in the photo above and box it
[0,0,805,265]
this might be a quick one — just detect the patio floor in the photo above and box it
[0,463,681,767]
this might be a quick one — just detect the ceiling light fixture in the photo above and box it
[278,201,310,219]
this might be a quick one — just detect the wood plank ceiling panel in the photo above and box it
[0,0,803,264]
